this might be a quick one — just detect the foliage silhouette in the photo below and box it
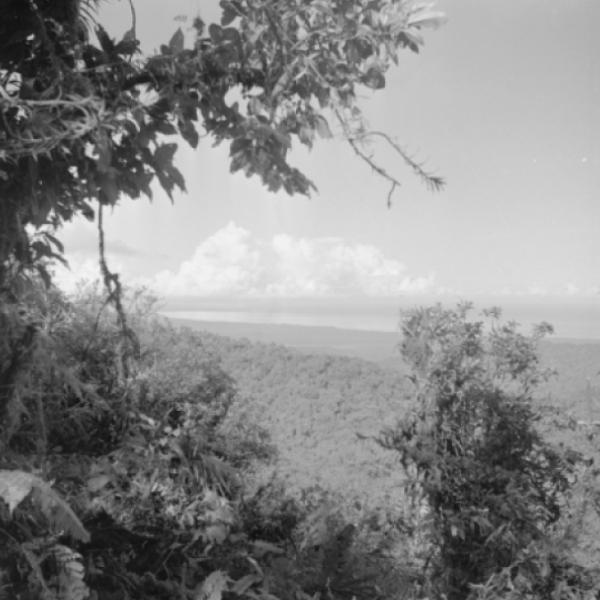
[0,0,445,290]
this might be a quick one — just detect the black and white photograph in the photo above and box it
[1,1,599,598]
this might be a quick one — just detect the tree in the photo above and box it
[0,0,445,292]
[378,304,597,600]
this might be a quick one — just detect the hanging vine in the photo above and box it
[97,203,140,381]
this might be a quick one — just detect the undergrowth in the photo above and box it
[1,282,599,600]
[0,280,408,600]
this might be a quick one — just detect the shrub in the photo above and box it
[379,304,597,600]
[0,283,284,599]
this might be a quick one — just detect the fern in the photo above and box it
[0,469,90,543]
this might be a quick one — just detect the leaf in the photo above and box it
[98,174,119,204]
[220,1,239,26]
[168,164,186,192]
[33,485,91,543]
[194,570,229,600]
[231,574,261,595]
[397,30,423,52]
[313,115,332,139]
[115,26,139,54]
[156,120,178,136]
[153,143,178,171]
[96,26,115,55]
[31,240,52,259]
[115,38,139,55]
[0,470,36,514]
[87,475,111,493]
[407,9,447,30]
[362,67,386,89]
[209,24,224,43]
[0,470,90,543]
[251,540,284,558]
[221,27,244,59]
[122,27,136,42]
[43,232,64,254]
[298,125,314,147]
[179,118,200,148]
[169,28,185,53]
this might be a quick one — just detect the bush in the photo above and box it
[379,303,598,600]
[0,282,282,599]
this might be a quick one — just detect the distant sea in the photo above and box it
[159,296,600,341]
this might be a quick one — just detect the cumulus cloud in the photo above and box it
[153,223,264,296]
[149,222,434,297]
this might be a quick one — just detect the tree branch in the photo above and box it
[334,108,445,205]
[359,130,445,192]
[335,109,403,207]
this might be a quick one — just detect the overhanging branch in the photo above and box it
[334,108,445,206]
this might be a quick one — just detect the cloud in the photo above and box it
[52,256,105,294]
[150,222,434,297]
[153,223,263,296]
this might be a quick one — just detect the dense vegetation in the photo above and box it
[2,283,600,600]
[0,282,395,599]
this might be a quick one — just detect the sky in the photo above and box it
[56,0,600,302]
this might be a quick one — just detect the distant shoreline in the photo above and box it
[165,316,600,363]
[166,317,399,362]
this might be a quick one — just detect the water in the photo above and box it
[160,297,600,341]
[159,309,399,332]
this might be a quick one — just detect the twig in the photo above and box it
[359,130,445,192]
[334,107,402,206]
[334,108,444,205]
[344,134,403,207]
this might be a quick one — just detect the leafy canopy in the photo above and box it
[0,0,444,288]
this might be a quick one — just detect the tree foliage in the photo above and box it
[0,0,444,289]
[379,304,598,600]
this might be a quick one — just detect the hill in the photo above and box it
[191,327,410,510]
[168,318,600,509]
[172,317,600,417]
